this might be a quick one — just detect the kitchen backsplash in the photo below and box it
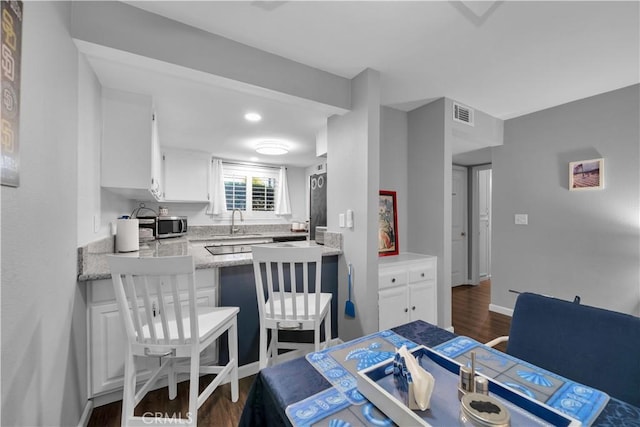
[188,223,296,239]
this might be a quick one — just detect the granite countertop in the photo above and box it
[77,231,342,282]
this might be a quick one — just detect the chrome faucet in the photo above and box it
[231,209,244,235]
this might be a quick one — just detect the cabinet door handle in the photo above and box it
[420,273,425,277]
[412,306,416,311]
[391,278,396,283]
[404,308,408,313]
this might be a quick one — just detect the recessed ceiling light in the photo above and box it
[244,112,262,122]
[255,141,288,155]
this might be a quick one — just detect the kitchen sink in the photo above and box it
[203,234,308,256]
[204,237,272,256]
[206,245,252,255]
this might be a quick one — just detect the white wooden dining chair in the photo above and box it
[252,245,332,369]
[107,255,239,427]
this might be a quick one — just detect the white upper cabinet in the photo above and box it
[101,88,162,201]
[161,148,210,203]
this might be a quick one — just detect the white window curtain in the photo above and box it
[208,158,227,215]
[274,166,292,216]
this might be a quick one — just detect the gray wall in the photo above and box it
[448,98,504,156]
[1,2,86,425]
[328,69,380,340]
[380,106,408,253]
[71,1,350,112]
[492,84,640,315]
[407,99,453,329]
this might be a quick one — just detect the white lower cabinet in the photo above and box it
[87,269,217,399]
[90,302,156,395]
[378,254,437,330]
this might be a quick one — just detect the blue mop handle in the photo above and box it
[348,263,352,300]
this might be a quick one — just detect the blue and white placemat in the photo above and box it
[286,387,396,427]
[432,336,610,425]
[305,330,419,405]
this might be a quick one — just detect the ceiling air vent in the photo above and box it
[453,102,474,126]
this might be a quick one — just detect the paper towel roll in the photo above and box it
[116,218,140,253]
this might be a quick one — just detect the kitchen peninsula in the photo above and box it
[77,227,342,406]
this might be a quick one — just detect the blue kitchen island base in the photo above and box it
[219,255,339,367]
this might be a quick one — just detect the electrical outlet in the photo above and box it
[515,214,528,225]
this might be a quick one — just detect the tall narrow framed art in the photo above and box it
[378,190,398,256]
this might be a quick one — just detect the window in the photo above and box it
[251,176,276,211]
[224,174,247,210]
[223,163,278,216]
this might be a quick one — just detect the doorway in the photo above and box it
[451,163,493,287]
[471,165,492,285]
[452,165,468,286]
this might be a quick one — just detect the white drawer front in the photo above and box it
[379,269,407,289]
[408,263,435,283]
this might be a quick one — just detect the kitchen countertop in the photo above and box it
[77,233,341,282]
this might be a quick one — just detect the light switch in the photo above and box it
[515,214,528,225]
[339,213,345,228]
[346,209,354,228]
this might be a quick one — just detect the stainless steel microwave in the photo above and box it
[157,216,188,239]
[138,216,188,240]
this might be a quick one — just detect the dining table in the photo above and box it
[238,320,640,426]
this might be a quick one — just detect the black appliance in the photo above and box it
[309,172,327,240]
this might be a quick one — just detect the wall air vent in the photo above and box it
[453,102,475,126]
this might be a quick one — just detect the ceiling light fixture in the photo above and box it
[255,141,289,155]
[244,112,262,122]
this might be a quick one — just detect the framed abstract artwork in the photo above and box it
[569,158,604,191]
[378,190,398,256]
[1,0,23,187]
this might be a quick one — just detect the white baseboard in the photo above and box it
[237,361,260,378]
[489,304,514,317]
[444,325,455,333]
[78,400,93,427]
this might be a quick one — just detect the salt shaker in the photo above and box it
[474,376,489,395]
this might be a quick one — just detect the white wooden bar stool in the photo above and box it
[107,255,239,427]
[252,245,332,369]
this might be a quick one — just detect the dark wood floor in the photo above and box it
[451,280,511,352]
[88,280,510,426]
[88,374,256,427]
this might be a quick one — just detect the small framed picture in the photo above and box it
[378,190,399,256]
[569,158,604,191]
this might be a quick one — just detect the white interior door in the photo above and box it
[478,169,492,279]
[452,166,468,286]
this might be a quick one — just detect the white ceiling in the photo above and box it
[86,1,639,167]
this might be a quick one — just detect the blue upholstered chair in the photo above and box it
[487,292,640,407]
